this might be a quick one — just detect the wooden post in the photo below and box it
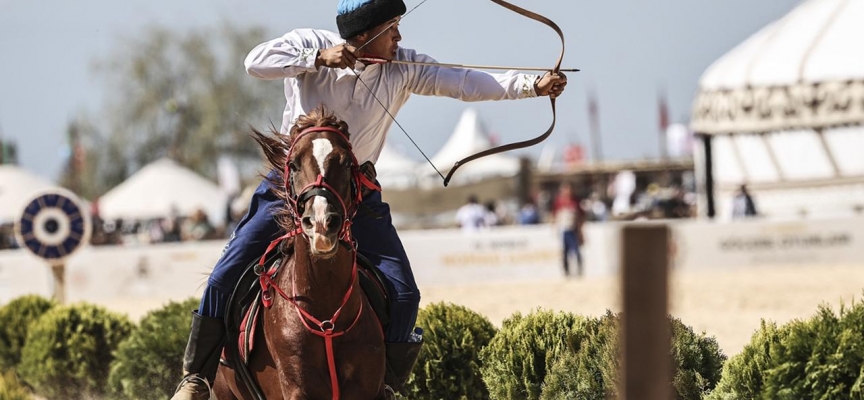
[50,263,66,304]
[620,224,670,400]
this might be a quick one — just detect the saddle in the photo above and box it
[220,241,391,381]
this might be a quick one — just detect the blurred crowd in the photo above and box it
[1,176,760,252]
[455,181,698,232]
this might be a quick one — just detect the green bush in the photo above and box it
[707,320,789,400]
[762,302,864,399]
[540,311,619,400]
[0,294,56,370]
[0,369,32,400]
[404,302,498,400]
[479,309,593,400]
[108,297,199,400]
[710,299,864,400]
[540,312,726,400]
[670,315,727,398]
[17,302,133,399]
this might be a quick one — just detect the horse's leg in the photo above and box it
[213,364,240,400]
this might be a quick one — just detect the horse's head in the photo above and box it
[254,106,361,257]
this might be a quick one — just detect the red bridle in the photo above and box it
[256,125,382,400]
[284,126,361,241]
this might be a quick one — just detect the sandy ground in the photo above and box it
[418,264,864,357]
[101,264,864,358]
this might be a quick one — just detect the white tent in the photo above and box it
[98,158,229,225]
[0,165,55,222]
[424,108,521,185]
[375,141,419,189]
[690,0,864,220]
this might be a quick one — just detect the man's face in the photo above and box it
[357,17,402,59]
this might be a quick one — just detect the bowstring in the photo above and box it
[349,0,446,180]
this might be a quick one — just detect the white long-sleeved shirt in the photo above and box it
[244,28,539,165]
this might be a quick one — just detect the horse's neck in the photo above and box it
[283,238,357,315]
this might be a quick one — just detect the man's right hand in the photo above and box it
[316,44,360,69]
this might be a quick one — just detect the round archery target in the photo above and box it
[16,189,91,263]
[31,207,71,246]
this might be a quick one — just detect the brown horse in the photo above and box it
[213,107,387,400]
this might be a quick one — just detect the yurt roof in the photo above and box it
[97,158,228,224]
[691,0,864,134]
[0,165,56,222]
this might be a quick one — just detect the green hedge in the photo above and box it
[710,299,864,399]
[0,369,31,400]
[17,303,133,399]
[405,302,498,400]
[108,297,200,400]
[479,309,593,400]
[0,294,56,370]
[540,311,619,399]
[479,310,726,400]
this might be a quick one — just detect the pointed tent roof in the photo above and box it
[0,165,56,222]
[426,108,520,184]
[98,158,228,224]
[375,141,419,189]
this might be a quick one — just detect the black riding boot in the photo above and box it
[384,341,423,395]
[171,311,226,400]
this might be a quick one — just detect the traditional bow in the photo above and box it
[442,0,565,186]
[354,0,567,187]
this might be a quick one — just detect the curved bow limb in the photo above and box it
[442,0,565,187]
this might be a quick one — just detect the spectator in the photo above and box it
[455,195,486,232]
[587,192,608,222]
[182,209,215,241]
[483,200,499,227]
[517,201,540,225]
[552,183,585,277]
[732,184,758,219]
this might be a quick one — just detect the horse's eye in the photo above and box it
[289,161,300,172]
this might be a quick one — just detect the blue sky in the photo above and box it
[0,0,801,181]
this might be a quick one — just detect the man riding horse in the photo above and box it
[172,0,567,398]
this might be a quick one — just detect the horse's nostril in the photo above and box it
[301,216,313,229]
[327,215,343,231]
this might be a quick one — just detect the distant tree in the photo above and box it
[62,23,283,199]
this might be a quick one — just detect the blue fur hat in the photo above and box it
[336,0,406,39]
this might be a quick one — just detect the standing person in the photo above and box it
[455,195,487,231]
[732,184,758,219]
[552,182,584,277]
[171,0,568,398]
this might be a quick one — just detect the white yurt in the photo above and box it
[690,0,864,220]
[98,158,229,225]
[422,108,521,186]
[0,165,55,222]
[375,141,419,189]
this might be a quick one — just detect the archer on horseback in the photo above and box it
[172,0,567,398]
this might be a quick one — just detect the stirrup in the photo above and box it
[384,384,397,399]
[174,373,212,395]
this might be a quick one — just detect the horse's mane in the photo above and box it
[252,105,351,234]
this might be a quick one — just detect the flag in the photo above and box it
[658,89,670,159]
[587,90,603,163]
[658,91,670,132]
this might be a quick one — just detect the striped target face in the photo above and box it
[17,192,90,261]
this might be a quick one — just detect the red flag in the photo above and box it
[658,91,670,132]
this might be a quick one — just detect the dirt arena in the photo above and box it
[104,264,863,357]
[419,264,864,356]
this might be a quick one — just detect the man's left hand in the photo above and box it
[534,71,567,99]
